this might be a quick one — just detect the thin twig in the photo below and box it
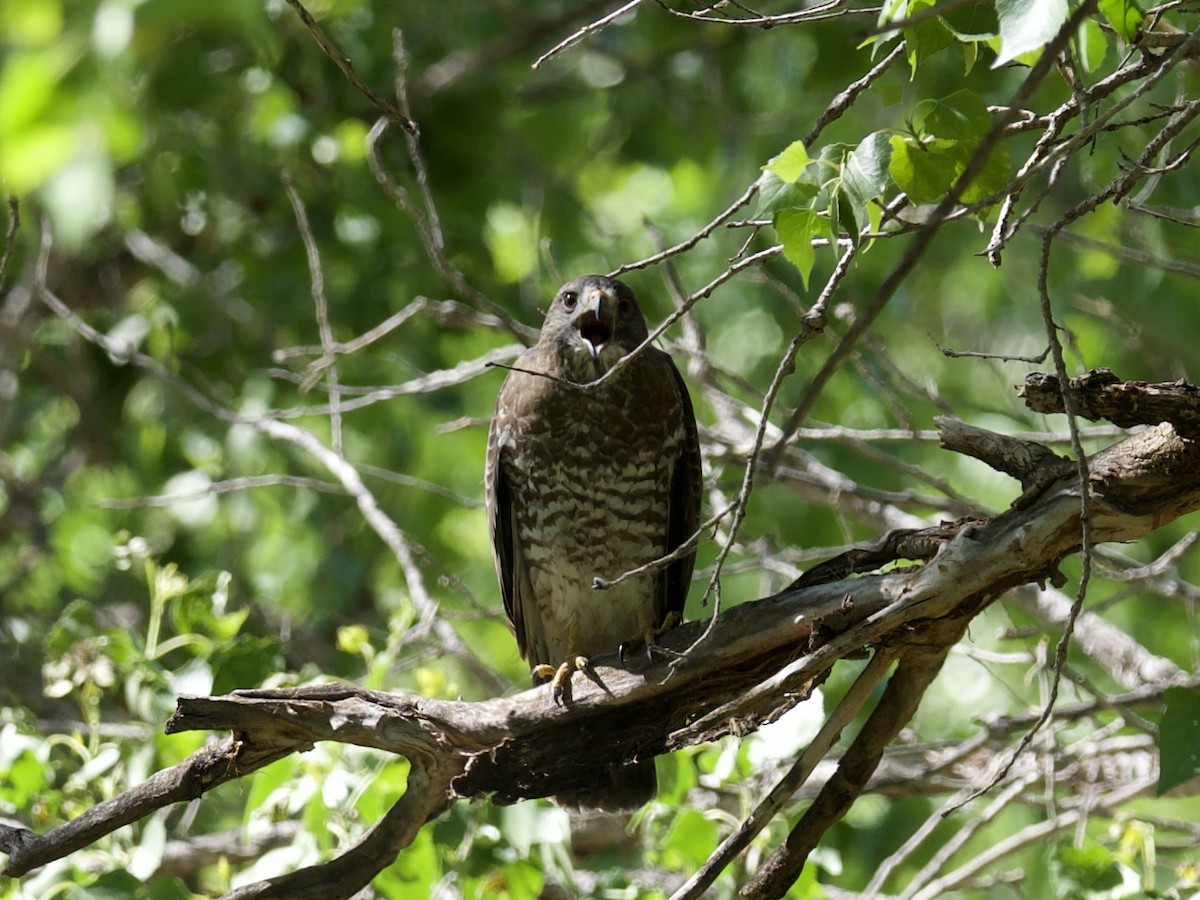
[282,0,417,134]
[873,771,1037,897]
[533,0,647,69]
[908,778,1153,900]
[283,174,344,453]
[267,345,524,418]
[688,244,855,636]
[613,181,763,275]
[986,31,1198,263]
[95,475,348,508]
[657,0,872,27]
[273,299,522,363]
[591,245,783,390]
[30,218,506,695]
[592,502,736,590]
[366,122,533,342]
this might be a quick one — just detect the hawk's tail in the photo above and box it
[553,758,657,812]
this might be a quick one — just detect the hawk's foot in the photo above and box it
[532,656,591,705]
[619,610,683,663]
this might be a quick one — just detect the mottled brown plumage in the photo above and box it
[485,275,702,809]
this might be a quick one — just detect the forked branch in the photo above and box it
[4,393,1198,898]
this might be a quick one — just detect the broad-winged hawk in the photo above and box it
[485,275,702,809]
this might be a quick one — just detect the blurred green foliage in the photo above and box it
[2,0,1200,897]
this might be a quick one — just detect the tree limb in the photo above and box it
[4,417,1199,897]
[1022,367,1200,438]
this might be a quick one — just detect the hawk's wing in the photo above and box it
[662,355,703,622]
[485,371,540,664]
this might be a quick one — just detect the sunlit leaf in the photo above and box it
[1076,17,1109,73]
[889,135,954,203]
[843,132,893,202]
[994,0,1067,66]
[774,207,820,288]
[756,169,820,216]
[1099,0,1145,42]
[1052,840,1124,893]
[765,139,811,183]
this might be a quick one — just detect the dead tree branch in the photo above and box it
[1023,367,1200,439]
[4,403,1199,897]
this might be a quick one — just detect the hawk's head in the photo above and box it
[541,275,650,381]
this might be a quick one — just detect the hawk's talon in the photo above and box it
[620,610,683,664]
[533,656,591,705]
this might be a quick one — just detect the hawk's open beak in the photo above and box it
[577,289,615,359]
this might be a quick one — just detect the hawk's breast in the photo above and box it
[499,363,685,664]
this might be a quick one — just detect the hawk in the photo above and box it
[485,274,702,809]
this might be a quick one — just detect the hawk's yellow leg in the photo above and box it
[531,624,591,704]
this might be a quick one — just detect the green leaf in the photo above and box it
[765,140,811,183]
[832,187,867,247]
[1158,686,1200,795]
[962,39,978,73]
[774,207,819,288]
[4,750,46,807]
[959,141,1011,204]
[994,0,1067,66]
[1076,18,1109,74]
[939,10,999,74]
[888,135,954,204]
[755,169,819,216]
[661,808,719,869]
[378,825,439,896]
[876,0,907,29]
[843,132,893,203]
[1099,0,1145,43]
[889,91,1009,205]
[211,635,284,695]
[903,0,956,75]
[1052,840,1124,892]
[828,189,848,246]
[925,90,991,141]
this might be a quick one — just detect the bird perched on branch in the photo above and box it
[485,274,702,810]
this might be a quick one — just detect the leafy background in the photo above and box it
[2,0,1199,897]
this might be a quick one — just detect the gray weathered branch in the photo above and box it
[3,417,1199,899]
[1022,367,1200,439]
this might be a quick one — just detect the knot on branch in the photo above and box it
[1021,368,1200,439]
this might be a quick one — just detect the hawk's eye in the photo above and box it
[561,291,578,310]
[617,296,633,315]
